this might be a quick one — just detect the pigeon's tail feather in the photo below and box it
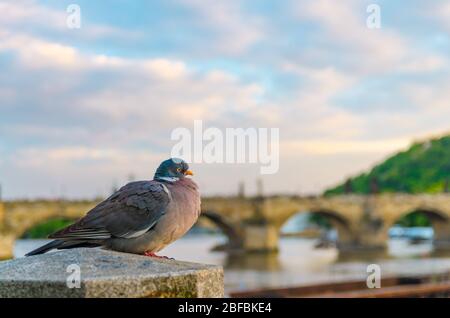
[25,240,102,256]
[25,239,64,256]
[57,241,102,250]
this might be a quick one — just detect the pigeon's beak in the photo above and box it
[184,170,194,176]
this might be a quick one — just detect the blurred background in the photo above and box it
[1,0,450,297]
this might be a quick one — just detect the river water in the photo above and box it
[14,234,450,296]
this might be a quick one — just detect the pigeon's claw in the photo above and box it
[144,251,174,259]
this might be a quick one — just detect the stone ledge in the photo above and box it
[0,248,224,298]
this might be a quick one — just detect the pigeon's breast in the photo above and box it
[168,179,201,219]
[152,179,201,248]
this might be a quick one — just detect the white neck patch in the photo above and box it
[157,176,179,182]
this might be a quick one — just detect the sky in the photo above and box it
[1,0,450,199]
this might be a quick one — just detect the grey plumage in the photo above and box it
[26,159,200,257]
[53,181,171,240]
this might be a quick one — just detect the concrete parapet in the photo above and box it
[0,248,224,298]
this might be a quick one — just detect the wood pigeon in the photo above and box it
[26,158,201,258]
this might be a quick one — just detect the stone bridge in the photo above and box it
[1,194,450,259]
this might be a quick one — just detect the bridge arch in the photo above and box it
[388,208,450,244]
[278,209,356,247]
[199,211,243,251]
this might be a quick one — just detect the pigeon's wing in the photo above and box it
[49,181,171,240]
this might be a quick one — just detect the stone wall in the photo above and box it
[0,248,224,298]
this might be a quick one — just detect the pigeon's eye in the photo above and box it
[177,168,182,172]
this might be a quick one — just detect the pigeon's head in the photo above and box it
[154,158,193,182]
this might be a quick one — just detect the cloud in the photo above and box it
[1,145,166,199]
[266,65,364,139]
[0,0,64,30]
[2,1,450,198]
[282,138,411,155]
[0,32,81,69]
[398,56,447,73]
[11,146,162,168]
[178,0,266,55]
[0,27,273,198]
[0,0,142,42]
[429,2,450,32]
[292,0,403,72]
[291,0,447,76]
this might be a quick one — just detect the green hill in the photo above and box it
[325,135,450,195]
